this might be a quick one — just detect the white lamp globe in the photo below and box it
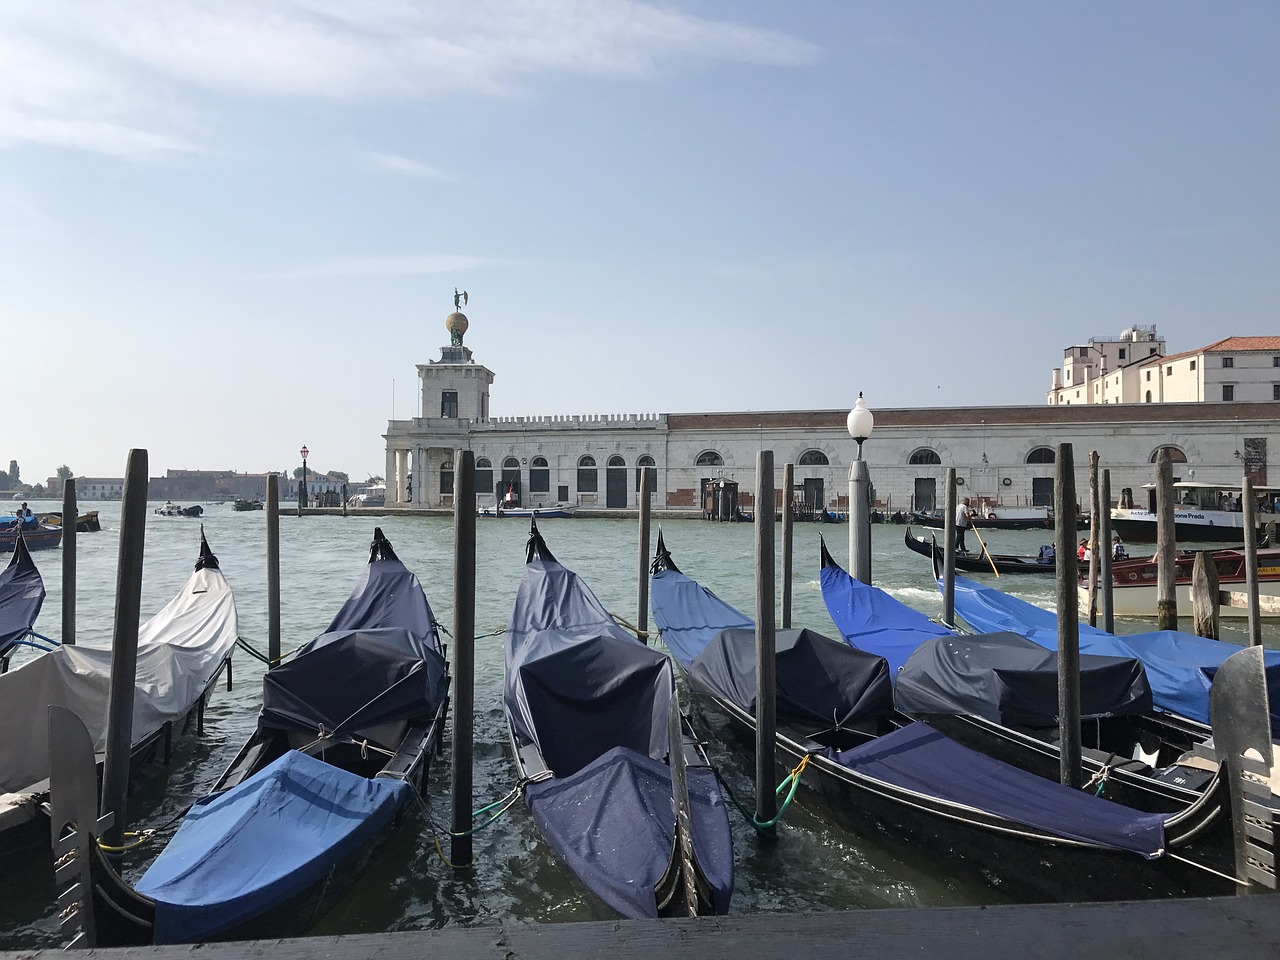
[847,393,874,443]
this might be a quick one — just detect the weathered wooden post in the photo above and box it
[754,450,777,838]
[637,465,652,641]
[1100,469,1114,634]
[1087,451,1100,627]
[341,481,348,517]
[100,449,148,848]
[1190,552,1220,640]
[266,473,281,666]
[1155,449,1178,630]
[942,467,957,626]
[1242,476,1263,647]
[781,462,794,629]
[450,450,476,867]
[61,477,76,646]
[1054,443,1082,789]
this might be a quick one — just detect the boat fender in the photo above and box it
[1128,572,1138,581]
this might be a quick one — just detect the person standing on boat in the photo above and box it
[955,497,973,553]
[1112,535,1128,560]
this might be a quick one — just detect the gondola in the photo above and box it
[504,521,732,919]
[653,534,1232,900]
[0,536,44,670]
[909,510,1089,531]
[818,540,1232,862]
[231,498,263,511]
[0,518,60,551]
[49,528,450,945]
[905,526,1058,575]
[938,561,1280,737]
[1,530,236,858]
[37,510,102,532]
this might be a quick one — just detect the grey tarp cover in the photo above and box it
[505,551,672,775]
[689,626,893,730]
[0,556,237,796]
[0,536,44,659]
[895,631,1154,727]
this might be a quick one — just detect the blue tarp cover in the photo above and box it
[831,722,1166,858]
[525,746,734,919]
[945,573,1280,731]
[137,750,410,943]
[0,538,43,658]
[819,561,952,674]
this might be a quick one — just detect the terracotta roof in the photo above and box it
[1204,336,1280,352]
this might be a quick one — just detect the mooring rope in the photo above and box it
[719,754,812,831]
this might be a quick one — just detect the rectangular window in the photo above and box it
[1222,357,1234,368]
[1078,347,1088,358]
[1223,384,1234,401]
[1190,360,1196,371]
[1166,365,1172,375]
[441,390,458,418]
[1118,348,1126,360]
[1274,384,1280,401]
[1145,370,1151,381]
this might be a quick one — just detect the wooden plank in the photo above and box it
[10,898,1280,960]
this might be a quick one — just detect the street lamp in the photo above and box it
[847,393,875,584]
[300,445,309,508]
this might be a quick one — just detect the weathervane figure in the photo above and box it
[449,288,470,346]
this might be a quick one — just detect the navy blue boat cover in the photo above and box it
[525,746,734,918]
[944,573,1280,732]
[896,632,1152,726]
[818,556,952,674]
[506,531,733,918]
[0,537,43,658]
[830,722,1166,858]
[136,750,410,943]
[259,627,448,748]
[325,533,442,654]
[651,564,892,729]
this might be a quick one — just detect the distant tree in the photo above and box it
[293,467,306,479]
[328,470,349,483]
[8,460,18,485]
[56,465,73,481]
[32,483,45,496]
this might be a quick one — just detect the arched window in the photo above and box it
[608,455,626,467]
[504,457,520,469]
[1150,446,1187,463]
[577,455,598,494]
[635,455,657,493]
[501,457,521,502]
[529,456,549,494]
[908,448,941,465]
[1145,391,1152,403]
[1025,447,1055,464]
[799,450,829,466]
[475,458,493,497]
[696,451,724,466]
[440,459,454,495]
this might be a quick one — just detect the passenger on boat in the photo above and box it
[1112,535,1127,560]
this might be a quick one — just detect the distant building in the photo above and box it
[385,305,1280,514]
[43,477,126,500]
[1048,329,1280,405]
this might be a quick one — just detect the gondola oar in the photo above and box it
[970,525,1001,578]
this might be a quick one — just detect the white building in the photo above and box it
[386,308,1279,513]
[1049,330,1280,406]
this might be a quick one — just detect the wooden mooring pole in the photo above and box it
[1087,452,1100,627]
[1100,469,1114,634]
[100,449,148,848]
[61,477,76,646]
[754,450,777,838]
[1155,449,1178,630]
[781,462,794,629]
[1241,475,1263,646]
[267,473,281,666]
[942,468,957,626]
[637,466,652,642]
[1054,443,1082,789]
[1191,552,1220,640]
[450,450,476,868]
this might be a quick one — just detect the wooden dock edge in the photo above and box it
[11,897,1279,960]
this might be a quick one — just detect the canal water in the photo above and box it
[1,502,1276,945]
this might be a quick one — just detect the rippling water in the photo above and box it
[2,502,1276,945]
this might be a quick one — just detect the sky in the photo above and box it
[3,1,1277,485]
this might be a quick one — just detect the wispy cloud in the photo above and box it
[277,252,493,280]
[367,151,452,181]
[0,2,819,159]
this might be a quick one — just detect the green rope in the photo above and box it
[718,755,811,831]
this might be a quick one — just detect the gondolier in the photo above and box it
[955,497,973,553]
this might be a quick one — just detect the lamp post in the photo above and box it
[300,445,309,508]
[847,393,875,584]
